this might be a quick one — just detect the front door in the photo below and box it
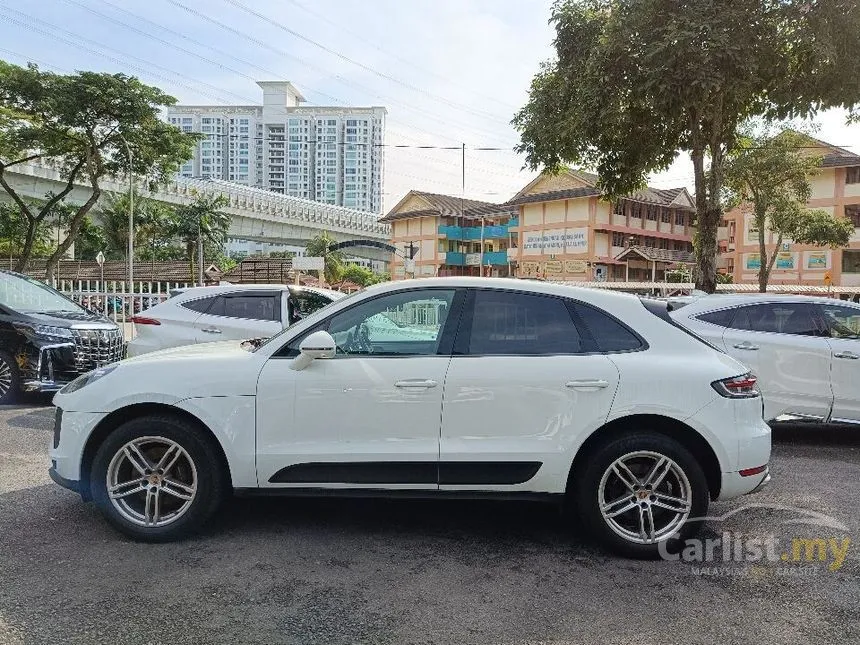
[720,302,832,422]
[256,288,459,489]
[819,302,860,423]
[439,289,621,493]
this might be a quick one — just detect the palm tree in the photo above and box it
[304,231,343,285]
[173,194,230,283]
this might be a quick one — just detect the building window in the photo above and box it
[845,205,860,227]
[675,212,686,227]
[847,167,860,184]
[661,210,670,224]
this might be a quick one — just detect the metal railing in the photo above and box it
[55,280,195,328]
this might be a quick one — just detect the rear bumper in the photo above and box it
[717,465,771,501]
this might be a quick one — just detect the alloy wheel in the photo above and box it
[0,357,12,398]
[598,450,692,544]
[106,436,198,528]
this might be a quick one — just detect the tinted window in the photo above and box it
[571,302,642,351]
[696,308,736,328]
[468,291,581,355]
[206,294,280,322]
[327,289,455,356]
[181,296,216,314]
[730,303,823,336]
[289,290,333,324]
[819,304,860,339]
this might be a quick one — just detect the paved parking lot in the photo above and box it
[1,400,858,645]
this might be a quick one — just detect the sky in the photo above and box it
[0,0,859,215]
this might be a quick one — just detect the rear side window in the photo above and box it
[696,308,736,327]
[180,296,216,314]
[206,294,281,322]
[467,290,581,355]
[570,302,643,352]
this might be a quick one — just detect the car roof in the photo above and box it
[356,277,644,307]
[169,283,348,300]
[671,292,860,315]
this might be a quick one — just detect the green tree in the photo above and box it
[724,129,854,292]
[73,215,109,261]
[513,0,860,292]
[338,263,375,288]
[304,231,343,285]
[0,201,51,261]
[174,193,230,283]
[0,62,199,280]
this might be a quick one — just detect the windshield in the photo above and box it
[0,272,87,315]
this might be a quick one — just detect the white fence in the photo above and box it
[55,280,195,328]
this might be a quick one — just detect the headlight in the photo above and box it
[60,365,119,394]
[15,323,73,342]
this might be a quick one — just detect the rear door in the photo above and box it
[721,302,832,422]
[439,289,621,493]
[818,302,860,423]
[192,290,283,342]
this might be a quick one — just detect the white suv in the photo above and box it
[671,294,860,425]
[50,278,771,558]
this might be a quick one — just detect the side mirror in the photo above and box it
[290,330,336,371]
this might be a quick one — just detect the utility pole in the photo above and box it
[198,218,205,286]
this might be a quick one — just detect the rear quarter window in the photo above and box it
[695,308,736,327]
[569,302,644,352]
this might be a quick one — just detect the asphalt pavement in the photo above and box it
[1,399,858,645]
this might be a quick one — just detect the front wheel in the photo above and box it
[90,415,227,542]
[0,351,21,405]
[573,431,709,559]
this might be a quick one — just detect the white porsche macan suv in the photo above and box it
[49,278,771,558]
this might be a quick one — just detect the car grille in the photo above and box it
[71,327,124,371]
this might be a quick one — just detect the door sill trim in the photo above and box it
[235,488,564,503]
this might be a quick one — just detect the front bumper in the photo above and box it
[48,463,80,494]
[21,342,77,393]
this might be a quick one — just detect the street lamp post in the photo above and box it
[117,135,134,293]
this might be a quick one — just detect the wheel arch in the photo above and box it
[78,403,231,501]
[566,414,723,501]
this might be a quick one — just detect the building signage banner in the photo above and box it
[775,252,796,269]
[464,253,482,266]
[807,252,828,269]
[522,228,588,254]
[745,253,761,270]
[545,260,563,275]
[565,260,588,274]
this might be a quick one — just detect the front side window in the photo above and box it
[326,290,455,356]
[289,290,334,324]
[819,304,860,339]
[696,308,736,328]
[467,291,581,355]
[729,303,824,336]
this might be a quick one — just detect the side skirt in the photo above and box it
[233,487,564,504]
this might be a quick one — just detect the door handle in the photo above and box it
[732,341,759,351]
[566,379,610,390]
[394,379,438,389]
[834,351,860,360]
[201,327,222,334]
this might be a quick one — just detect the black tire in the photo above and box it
[0,350,21,405]
[572,431,709,559]
[90,415,228,542]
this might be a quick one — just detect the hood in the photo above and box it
[122,340,253,364]
[19,309,110,326]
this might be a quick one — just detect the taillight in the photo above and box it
[130,316,161,325]
[712,373,759,398]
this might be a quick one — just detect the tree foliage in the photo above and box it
[723,129,853,291]
[514,0,860,292]
[174,193,230,283]
[0,62,199,280]
[337,263,386,288]
[304,231,344,285]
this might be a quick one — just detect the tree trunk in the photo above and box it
[44,187,102,283]
[15,217,39,273]
[757,209,769,293]
[690,148,718,293]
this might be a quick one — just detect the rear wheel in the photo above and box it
[90,415,227,542]
[0,351,21,405]
[573,431,709,559]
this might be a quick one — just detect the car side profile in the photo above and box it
[670,294,860,425]
[126,284,343,357]
[50,278,771,558]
